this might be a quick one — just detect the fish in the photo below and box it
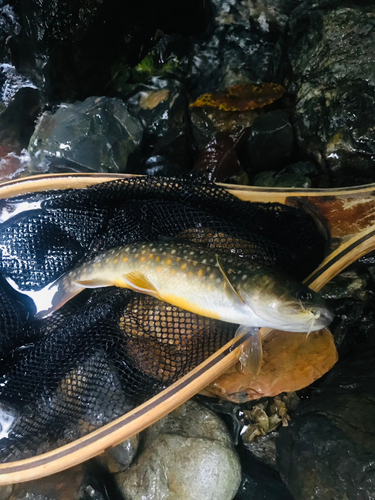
[8,241,334,376]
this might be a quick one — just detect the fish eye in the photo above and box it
[297,290,313,302]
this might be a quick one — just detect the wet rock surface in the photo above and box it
[125,78,193,175]
[27,96,143,174]
[275,290,375,499]
[243,110,294,174]
[272,1,375,186]
[114,399,242,500]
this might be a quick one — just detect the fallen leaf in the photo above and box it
[193,132,242,182]
[190,83,286,111]
[201,328,338,403]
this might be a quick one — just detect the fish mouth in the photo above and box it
[276,307,335,332]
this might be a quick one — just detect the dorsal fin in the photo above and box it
[216,254,245,304]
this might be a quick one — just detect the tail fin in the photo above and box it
[5,275,84,320]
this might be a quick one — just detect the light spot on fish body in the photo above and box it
[209,273,215,279]
[166,259,172,265]
[122,257,128,263]
[197,269,204,278]
[155,256,160,263]
[140,256,146,262]
[113,259,118,264]
[171,249,176,254]
[181,263,187,270]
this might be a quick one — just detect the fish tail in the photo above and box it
[5,274,84,320]
[235,326,263,376]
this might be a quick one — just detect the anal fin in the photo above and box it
[235,325,263,376]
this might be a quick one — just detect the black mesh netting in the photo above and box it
[0,174,326,461]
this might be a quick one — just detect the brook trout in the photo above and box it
[11,241,334,375]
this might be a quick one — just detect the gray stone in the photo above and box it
[96,433,139,473]
[115,399,241,500]
[27,96,143,174]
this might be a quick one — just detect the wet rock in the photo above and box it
[96,434,139,474]
[190,105,256,153]
[321,270,368,301]
[247,0,304,33]
[243,110,294,174]
[125,78,193,175]
[0,64,37,113]
[189,24,277,99]
[0,64,40,179]
[241,393,299,469]
[0,3,21,63]
[188,0,282,98]
[115,399,241,500]
[27,96,143,174]
[0,464,105,500]
[253,169,310,187]
[15,0,209,103]
[272,2,375,185]
[193,132,243,182]
[259,159,322,187]
[235,447,294,500]
[276,296,375,499]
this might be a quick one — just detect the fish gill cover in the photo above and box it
[0,174,325,461]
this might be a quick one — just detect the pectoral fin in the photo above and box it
[122,271,160,298]
[235,325,263,376]
[216,255,245,304]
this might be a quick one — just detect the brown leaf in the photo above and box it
[190,83,286,111]
[201,328,338,403]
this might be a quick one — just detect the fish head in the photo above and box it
[239,270,334,332]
